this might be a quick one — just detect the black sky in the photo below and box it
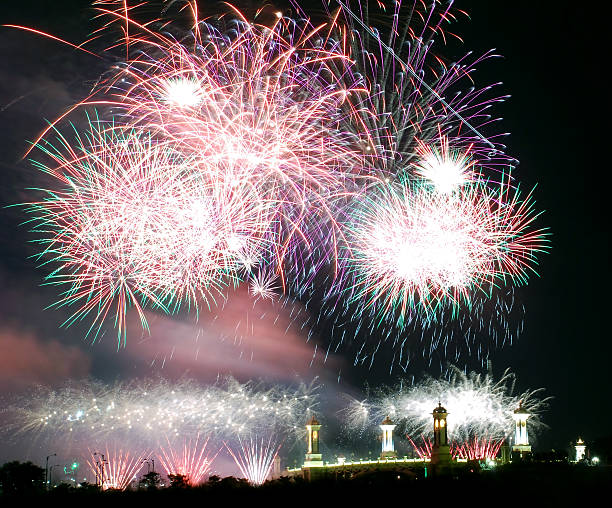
[0,0,608,462]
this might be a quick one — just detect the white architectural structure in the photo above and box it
[574,438,586,462]
[512,403,531,457]
[304,415,323,467]
[380,416,397,459]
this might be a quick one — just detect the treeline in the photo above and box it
[1,460,610,504]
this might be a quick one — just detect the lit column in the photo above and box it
[431,403,451,465]
[380,416,397,459]
[575,438,586,462]
[304,415,323,467]
[511,403,531,458]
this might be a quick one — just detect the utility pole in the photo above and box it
[45,453,56,491]
[93,452,106,488]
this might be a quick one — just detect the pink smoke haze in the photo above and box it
[113,285,340,382]
[0,325,91,389]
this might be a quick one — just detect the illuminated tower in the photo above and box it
[304,415,323,467]
[575,438,586,462]
[380,416,397,459]
[431,403,451,464]
[512,403,531,458]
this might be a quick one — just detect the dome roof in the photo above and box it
[433,402,447,414]
[307,415,320,426]
[381,415,394,426]
[514,404,530,415]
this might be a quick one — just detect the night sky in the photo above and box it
[0,0,608,469]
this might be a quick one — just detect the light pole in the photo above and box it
[45,453,56,491]
[93,452,106,488]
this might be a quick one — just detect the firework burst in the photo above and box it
[340,170,548,320]
[283,0,550,368]
[22,0,366,341]
[7,376,318,447]
[344,367,550,446]
[226,436,281,485]
[87,447,147,490]
[26,122,272,341]
[158,435,217,485]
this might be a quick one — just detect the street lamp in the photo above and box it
[45,453,56,491]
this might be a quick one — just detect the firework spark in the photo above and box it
[453,436,504,461]
[407,435,503,461]
[413,136,476,195]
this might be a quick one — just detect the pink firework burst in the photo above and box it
[453,436,504,461]
[344,170,548,318]
[90,0,366,259]
[158,435,218,486]
[27,123,272,342]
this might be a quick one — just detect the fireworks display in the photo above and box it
[226,436,281,485]
[340,171,546,319]
[14,0,547,367]
[158,435,217,485]
[87,447,147,490]
[8,376,318,446]
[2,0,558,483]
[344,367,550,458]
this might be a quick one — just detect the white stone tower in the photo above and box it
[304,415,323,467]
[380,416,397,459]
[512,403,531,457]
[575,438,586,462]
[431,403,451,464]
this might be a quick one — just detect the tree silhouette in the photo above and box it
[139,471,162,490]
[0,461,45,495]
[168,473,189,488]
